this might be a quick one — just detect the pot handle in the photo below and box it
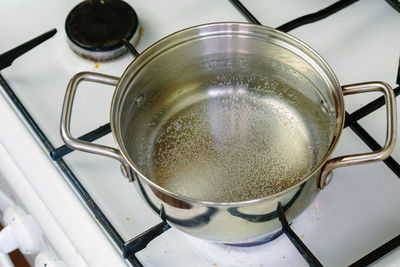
[319,81,397,189]
[60,72,125,163]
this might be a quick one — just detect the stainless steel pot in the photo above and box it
[60,23,397,244]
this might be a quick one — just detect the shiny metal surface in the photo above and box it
[60,72,124,163]
[319,81,397,188]
[134,169,319,243]
[60,23,397,243]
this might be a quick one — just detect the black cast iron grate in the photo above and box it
[1,0,399,266]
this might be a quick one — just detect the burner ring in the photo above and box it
[65,0,139,61]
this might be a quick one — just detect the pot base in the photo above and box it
[224,228,283,247]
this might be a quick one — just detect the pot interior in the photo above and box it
[115,24,341,203]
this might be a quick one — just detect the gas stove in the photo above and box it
[0,0,399,266]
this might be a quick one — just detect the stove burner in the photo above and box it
[226,229,283,247]
[65,0,139,61]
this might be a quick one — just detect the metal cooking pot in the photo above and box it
[60,23,397,244]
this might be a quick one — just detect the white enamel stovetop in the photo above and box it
[0,0,400,266]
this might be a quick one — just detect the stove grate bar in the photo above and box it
[346,59,400,127]
[126,255,143,267]
[56,158,126,250]
[50,123,111,160]
[228,0,261,24]
[0,29,57,71]
[347,115,400,177]
[398,57,400,85]
[277,202,323,267]
[229,0,359,32]
[276,0,359,32]
[123,221,171,259]
[122,38,140,57]
[344,86,400,128]
[0,74,132,264]
[0,74,56,152]
[385,0,400,13]
[349,234,400,267]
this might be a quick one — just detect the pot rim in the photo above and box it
[110,22,345,206]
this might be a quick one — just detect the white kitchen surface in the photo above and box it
[0,0,399,266]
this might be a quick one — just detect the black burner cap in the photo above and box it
[65,0,138,53]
